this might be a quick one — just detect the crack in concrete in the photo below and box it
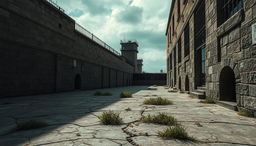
[35,137,127,146]
[199,140,256,146]
[121,108,146,146]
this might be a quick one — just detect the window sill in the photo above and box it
[184,55,190,62]
[217,9,244,37]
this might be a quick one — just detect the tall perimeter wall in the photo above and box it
[0,0,134,97]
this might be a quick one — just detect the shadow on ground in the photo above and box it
[0,86,149,145]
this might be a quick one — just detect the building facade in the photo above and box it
[166,0,256,114]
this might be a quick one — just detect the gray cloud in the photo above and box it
[69,9,84,18]
[116,6,143,24]
[81,0,111,15]
[122,30,166,49]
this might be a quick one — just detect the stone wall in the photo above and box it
[0,0,134,98]
[133,73,166,86]
[206,0,256,111]
[166,0,256,113]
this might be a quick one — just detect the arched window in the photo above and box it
[219,67,236,102]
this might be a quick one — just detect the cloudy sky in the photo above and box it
[54,0,171,73]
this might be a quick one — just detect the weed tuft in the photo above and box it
[168,90,178,93]
[158,126,195,141]
[238,109,254,117]
[142,113,178,126]
[120,92,132,98]
[144,97,173,105]
[99,111,123,125]
[200,97,215,104]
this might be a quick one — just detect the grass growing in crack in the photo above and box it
[125,107,132,111]
[238,109,254,117]
[200,97,215,104]
[158,126,195,141]
[143,97,173,105]
[168,90,178,93]
[142,113,178,126]
[94,91,112,96]
[99,111,123,125]
[15,120,49,131]
[120,92,132,98]
[179,91,185,93]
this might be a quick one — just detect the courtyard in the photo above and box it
[0,86,255,146]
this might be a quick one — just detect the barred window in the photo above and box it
[174,47,176,66]
[170,54,172,70]
[178,39,182,63]
[172,15,175,36]
[217,0,243,26]
[184,24,190,57]
[177,0,181,21]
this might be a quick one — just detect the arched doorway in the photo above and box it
[185,76,190,92]
[178,77,181,90]
[219,66,236,102]
[75,74,81,90]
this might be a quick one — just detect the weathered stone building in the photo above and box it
[166,0,256,114]
[0,0,145,98]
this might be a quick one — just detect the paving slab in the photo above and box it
[0,86,255,146]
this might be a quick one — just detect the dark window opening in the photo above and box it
[172,15,175,36]
[184,24,190,57]
[177,0,181,21]
[194,0,206,87]
[217,0,243,26]
[217,38,222,62]
[178,77,181,90]
[58,23,62,29]
[178,39,182,63]
[75,74,81,90]
[194,0,206,49]
[170,54,172,70]
[169,28,172,43]
[219,66,236,102]
[173,49,177,85]
[167,57,170,72]
[174,47,177,66]
[185,76,190,92]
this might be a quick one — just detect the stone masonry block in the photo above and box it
[238,84,250,96]
[249,85,256,97]
[229,27,240,43]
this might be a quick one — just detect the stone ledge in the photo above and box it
[217,9,244,37]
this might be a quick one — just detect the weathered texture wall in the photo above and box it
[166,0,256,114]
[0,0,134,98]
[205,0,256,111]
[133,73,167,86]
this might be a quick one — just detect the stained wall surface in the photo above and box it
[0,0,134,97]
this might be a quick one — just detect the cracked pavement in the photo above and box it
[0,86,256,146]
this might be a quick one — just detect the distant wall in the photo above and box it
[133,73,167,86]
[0,0,134,97]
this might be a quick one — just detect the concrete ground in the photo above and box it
[0,86,256,146]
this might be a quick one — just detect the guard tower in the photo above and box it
[121,40,139,73]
